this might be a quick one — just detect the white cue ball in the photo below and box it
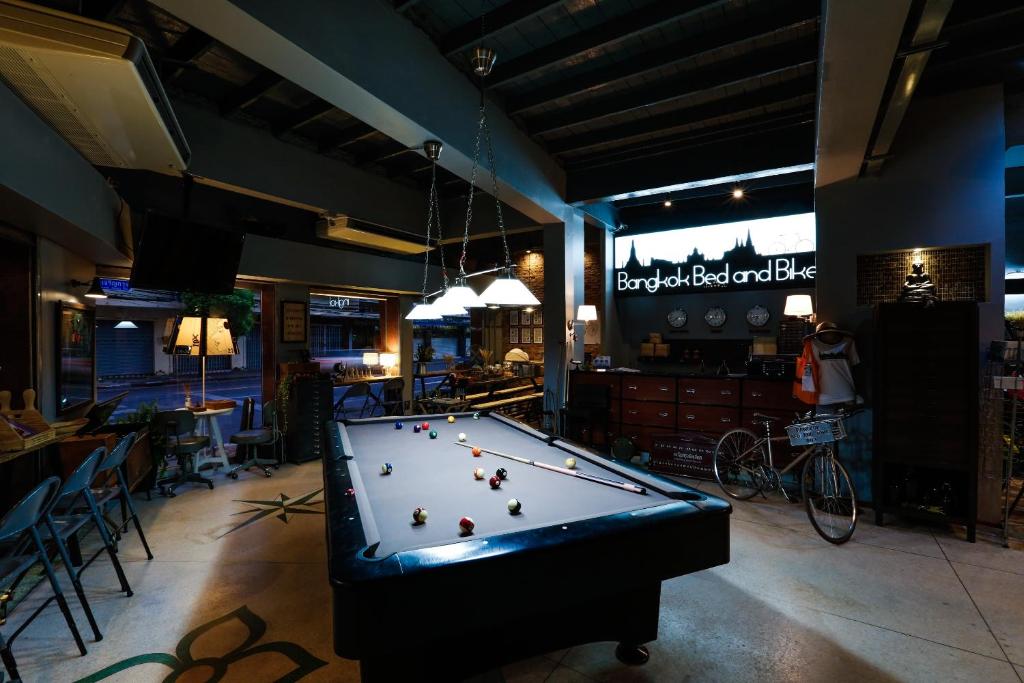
[565,457,577,469]
[458,432,467,442]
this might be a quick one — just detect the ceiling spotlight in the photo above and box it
[731,188,745,199]
[663,199,672,207]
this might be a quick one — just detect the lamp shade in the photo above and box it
[363,352,380,366]
[437,284,484,308]
[406,301,441,320]
[84,277,107,299]
[784,294,814,317]
[480,274,540,306]
[114,320,138,329]
[165,316,235,356]
[430,295,469,316]
[379,352,397,369]
[576,304,598,322]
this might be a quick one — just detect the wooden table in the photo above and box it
[0,434,66,466]
[334,375,393,387]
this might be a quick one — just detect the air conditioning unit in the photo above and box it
[316,214,430,255]
[0,0,190,173]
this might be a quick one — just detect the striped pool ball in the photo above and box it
[459,516,475,534]
[507,498,522,515]
[380,463,393,475]
[412,507,428,524]
[473,467,485,480]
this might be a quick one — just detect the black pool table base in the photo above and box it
[352,582,663,682]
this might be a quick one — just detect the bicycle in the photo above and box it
[713,410,860,544]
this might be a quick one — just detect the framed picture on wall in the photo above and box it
[509,327,519,344]
[521,311,532,326]
[521,327,532,344]
[533,327,543,344]
[509,310,519,326]
[56,301,95,417]
[533,309,543,325]
[281,300,308,343]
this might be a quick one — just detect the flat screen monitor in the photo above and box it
[76,391,129,435]
[130,212,245,294]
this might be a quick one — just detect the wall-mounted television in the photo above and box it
[614,213,816,297]
[130,212,245,294]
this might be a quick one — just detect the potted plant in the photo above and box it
[415,344,435,375]
[113,400,162,494]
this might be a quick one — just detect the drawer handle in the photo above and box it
[626,384,638,390]
[720,390,733,396]
[685,414,696,421]
[658,411,669,418]
[751,391,764,398]
[627,410,639,415]
[685,388,697,394]
[720,417,732,423]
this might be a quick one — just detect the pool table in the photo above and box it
[323,412,731,681]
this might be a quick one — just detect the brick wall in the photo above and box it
[855,244,989,306]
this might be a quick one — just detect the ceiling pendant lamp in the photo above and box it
[405,140,444,321]
[458,26,537,308]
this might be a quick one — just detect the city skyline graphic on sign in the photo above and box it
[614,213,816,296]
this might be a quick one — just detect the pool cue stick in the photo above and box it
[454,443,647,495]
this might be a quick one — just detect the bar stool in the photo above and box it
[1,477,89,682]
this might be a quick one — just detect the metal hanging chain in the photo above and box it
[433,168,450,290]
[458,105,485,277]
[419,161,438,300]
[482,107,511,269]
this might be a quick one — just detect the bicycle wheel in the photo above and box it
[801,446,858,544]
[713,428,766,500]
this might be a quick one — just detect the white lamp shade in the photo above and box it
[406,302,441,320]
[168,316,235,356]
[438,284,484,308]
[114,320,138,329]
[379,352,397,368]
[784,294,814,317]
[576,305,598,322]
[431,295,469,316]
[480,276,540,306]
[363,352,380,366]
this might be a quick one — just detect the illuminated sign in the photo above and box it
[614,213,816,297]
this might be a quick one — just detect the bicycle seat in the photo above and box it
[752,413,781,423]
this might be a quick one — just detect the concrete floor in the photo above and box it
[6,462,1024,682]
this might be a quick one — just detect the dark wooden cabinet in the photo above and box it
[873,302,978,541]
[286,375,334,463]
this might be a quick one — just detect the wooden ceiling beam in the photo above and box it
[439,0,564,56]
[219,70,284,116]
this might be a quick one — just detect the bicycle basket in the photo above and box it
[785,417,846,446]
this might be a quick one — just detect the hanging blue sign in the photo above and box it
[99,278,131,292]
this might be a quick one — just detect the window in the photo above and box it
[309,293,383,368]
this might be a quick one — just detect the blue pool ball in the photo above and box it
[472,412,481,420]
[395,421,403,430]
[381,463,393,475]
[413,424,421,433]
[429,430,438,439]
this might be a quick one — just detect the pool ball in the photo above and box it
[412,507,428,524]
[429,430,438,439]
[381,463,393,475]
[458,432,467,442]
[473,467,485,480]
[471,447,482,457]
[565,457,577,469]
[472,412,481,420]
[489,475,501,489]
[421,421,430,430]
[507,498,522,515]
[344,487,356,497]
[394,421,403,430]
[495,467,508,480]
[413,424,422,433]
[459,516,475,534]
[447,415,456,423]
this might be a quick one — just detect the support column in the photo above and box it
[601,227,622,363]
[543,209,585,428]
[398,295,415,411]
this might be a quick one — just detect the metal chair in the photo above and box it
[85,432,154,560]
[333,382,373,420]
[152,410,213,496]
[1,478,89,682]
[378,378,405,416]
[47,448,133,603]
[228,398,280,479]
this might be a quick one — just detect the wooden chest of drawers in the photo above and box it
[621,376,676,402]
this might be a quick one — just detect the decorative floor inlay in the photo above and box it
[219,489,324,538]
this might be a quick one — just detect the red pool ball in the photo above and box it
[489,475,501,489]
[421,422,430,430]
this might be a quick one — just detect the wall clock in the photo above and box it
[666,307,688,328]
[704,306,727,328]
[746,304,770,328]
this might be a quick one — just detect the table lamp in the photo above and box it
[379,352,397,376]
[784,295,814,320]
[165,316,236,408]
[566,304,598,343]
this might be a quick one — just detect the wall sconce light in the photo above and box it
[566,304,598,342]
[71,277,107,299]
[784,294,814,321]
[362,352,380,368]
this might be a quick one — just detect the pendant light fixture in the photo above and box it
[456,12,539,308]
[405,141,444,321]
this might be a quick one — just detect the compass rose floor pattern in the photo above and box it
[6,459,1024,682]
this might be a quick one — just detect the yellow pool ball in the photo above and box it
[565,457,577,469]
[447,415,456,423]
